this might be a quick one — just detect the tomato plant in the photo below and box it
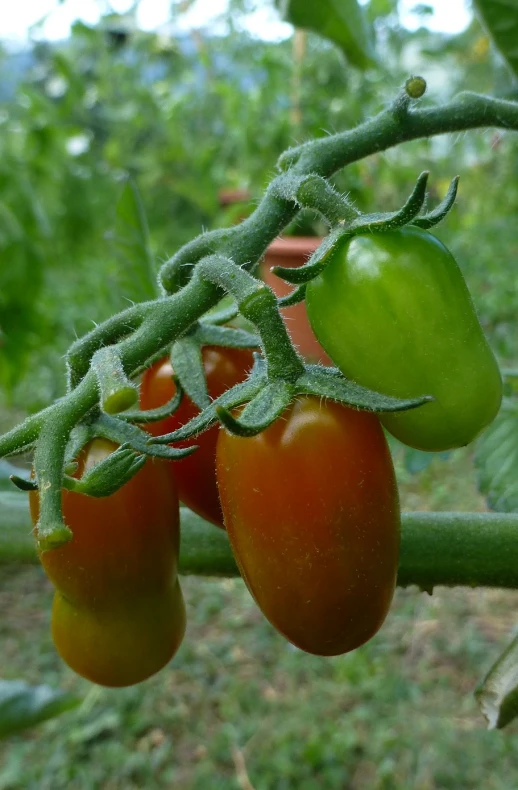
[305,227,502,452]
[29,439,185,687]
[140,346,254,527]
[216,396,400,656]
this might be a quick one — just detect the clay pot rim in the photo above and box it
[265,236,324,257]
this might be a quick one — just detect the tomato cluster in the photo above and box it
[30,226,501,685]
[145,347,401,658]
[140,345,254,527]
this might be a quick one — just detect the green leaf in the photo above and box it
[276,0,377,69]
[108,179,157,303]
[474,0,518,77]
[0,202,24,245]
[476,401,518,513]
[0,680,80,738]
[476,633,518,729]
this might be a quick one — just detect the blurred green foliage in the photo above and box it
[0,0,517,413]
[0,0,518,771]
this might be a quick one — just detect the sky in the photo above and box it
[2,0,473,43]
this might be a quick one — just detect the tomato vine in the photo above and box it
[1,76,518,576]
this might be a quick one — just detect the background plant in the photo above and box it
[1,0,518,784]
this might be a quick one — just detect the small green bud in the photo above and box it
[405,76,426,99]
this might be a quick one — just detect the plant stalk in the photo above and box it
[2,502,518,590]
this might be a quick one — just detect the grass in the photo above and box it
[1,446,518,789]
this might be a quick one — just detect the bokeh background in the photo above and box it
[1,1,518,787]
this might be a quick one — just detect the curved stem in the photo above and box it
[195,256,304,382]
[284,92,518,176]
[33,380,96,550]
[1,84,518,530]
[67,305,147,390]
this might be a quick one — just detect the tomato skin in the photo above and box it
[51,582,185,688]
[216,397,400,656]
[30,439,185,687]
[140,346,254,527]
[306,227,502,452]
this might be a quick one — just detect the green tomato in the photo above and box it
[305,226,502,452]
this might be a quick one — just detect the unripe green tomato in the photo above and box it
[306,227,502,452]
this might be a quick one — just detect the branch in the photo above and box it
[3,502,518,589]
[1,80,518,541]
[280,91,518,175]
[4,86,518,462]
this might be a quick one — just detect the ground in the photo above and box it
[1,446,517,789]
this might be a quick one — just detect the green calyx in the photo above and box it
[271,171,459,286]
[149,354,432,442]
[0,79,516,548]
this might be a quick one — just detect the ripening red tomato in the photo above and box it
[51,581,185,688]
[140,346,254,527]
[30,439,185,687]
[216,397,400,656]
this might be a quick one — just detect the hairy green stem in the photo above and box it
[67,305,147,390]
[3,502,518,590]
[196,256,304,382]
[3,86,518,463]
[2,83,518,544]
[91,346,138,414]
[283,92,518,175]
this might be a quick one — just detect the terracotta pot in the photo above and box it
[217,188,251,207]
[217,189,252,225]
[261,236,332,365]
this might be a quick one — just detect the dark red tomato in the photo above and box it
[30,439,185,687]
[216,397,400,656]
[140,346,254,527]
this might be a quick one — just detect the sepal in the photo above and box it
[270,226,345,284]
[63,443,146,498]
[10,475,38,492]
[296,365,433,413]
[277,284,307,308]
[412,176,459,229]
[199,301,240,326]
[271,171,460,287]
[94,413,197,460]
[148,375,265,444]
[216,381,292,437]
[347,171,429,233]
[119,378,184,424]
[171,337,210,410]
[194,323,260,349]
